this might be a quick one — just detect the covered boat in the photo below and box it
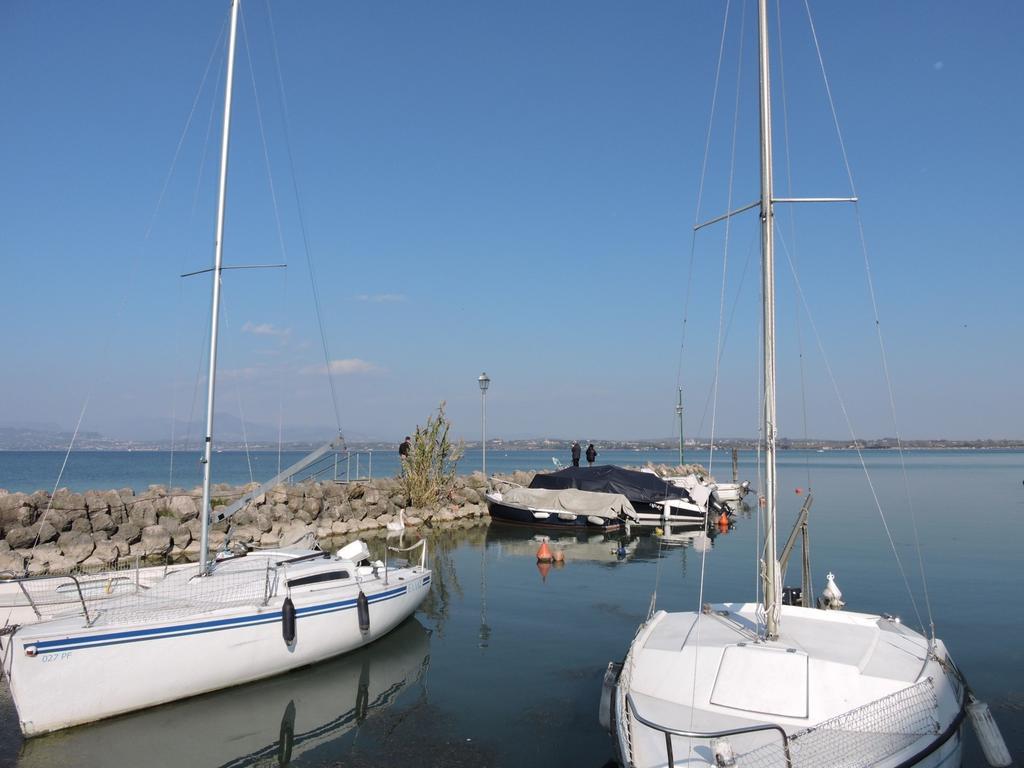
[485,487,638,530]
[529,465,709,521]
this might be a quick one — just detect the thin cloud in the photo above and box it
[353,293,406,303]
[242,321,290,338]
[301,358,383,376]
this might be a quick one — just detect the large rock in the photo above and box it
[139,526,172,557]
[36,519,60,544]
[279,522,314,547]
[102,490,126,517]
[37,509,68,533]
[90,511,116,533]
[70,516,93,534]
[5,525,36,549]
[84,491,108,514]
[92,540,120,565]
[228,525,261,544]
[129,499,158,528]
[169,495,198,521]
[51,489,86,511]
[255,510,273,533]
[0,550,25,575]
[115,522,142,544]
[58,531,95,563]
[0,492,30,520]
[171,525,192,553]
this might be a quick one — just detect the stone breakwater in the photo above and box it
[0,471,537,577]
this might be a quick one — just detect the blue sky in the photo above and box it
[1,0,1021,444]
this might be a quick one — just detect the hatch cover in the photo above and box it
[710,644,809,718]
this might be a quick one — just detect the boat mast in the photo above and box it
[199,0,242,574]
[757,0,781,639]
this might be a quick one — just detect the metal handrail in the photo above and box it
[625,693,792,768]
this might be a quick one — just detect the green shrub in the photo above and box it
[400,401,465,508]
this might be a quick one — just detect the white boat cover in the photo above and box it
[664,474,713,509]
[502,487,638,521]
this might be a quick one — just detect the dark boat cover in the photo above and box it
[529,465,690,505]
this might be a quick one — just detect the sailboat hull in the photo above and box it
[2,562,430,736]
[611,604,966,768]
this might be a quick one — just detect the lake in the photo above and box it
[0,449,1020,766]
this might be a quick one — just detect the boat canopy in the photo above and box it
[502,487,638,521]
[530,465,691,506]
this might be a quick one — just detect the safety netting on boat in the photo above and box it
[89,560,280,626]
[733,678,941,768]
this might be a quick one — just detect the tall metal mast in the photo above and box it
[757,0,781,639]
[199,0,241,574]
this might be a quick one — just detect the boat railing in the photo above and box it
[383,539,428,584]
[3,572,94,625]
[625,693,792,768]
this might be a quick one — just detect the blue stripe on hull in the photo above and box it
[27,583,416,655]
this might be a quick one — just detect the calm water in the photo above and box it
[1,447,710,493]
[0,450,1021,766]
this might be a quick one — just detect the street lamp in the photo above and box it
[676,387,685,466]
[478,372,491,476]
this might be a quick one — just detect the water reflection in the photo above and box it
[16,617,431,768]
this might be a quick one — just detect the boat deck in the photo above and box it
[621,603,961,767]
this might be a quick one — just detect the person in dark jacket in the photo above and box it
[586,443,597,466]
[399,436,412,460]
[571,441,582,467]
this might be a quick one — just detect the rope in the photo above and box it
[802,0,934,639]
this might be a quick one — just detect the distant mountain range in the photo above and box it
[1,425,1021,452]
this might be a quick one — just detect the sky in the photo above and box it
[1,0,1021,445]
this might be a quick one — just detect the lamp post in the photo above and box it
[676,387,685,466]
[478,372,490,476]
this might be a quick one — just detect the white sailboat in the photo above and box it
[604,2,1010,767]
[0,0,430,737]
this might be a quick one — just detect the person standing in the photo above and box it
[399,436,412,460]
[586,443,597,466]
[571,440,582,467]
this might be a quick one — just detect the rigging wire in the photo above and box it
[32,11,232,544]
[773,0,813,594]
[706,0,748,479]
[171,24,230,486]
[802,0,934,638]
[264,0,344,438]
[675,0,733,431]
[688,3,745,759]
[776,228,927,634]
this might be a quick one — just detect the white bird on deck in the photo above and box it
[386,509,406,533]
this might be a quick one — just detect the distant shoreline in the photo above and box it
[2,442,1023,453]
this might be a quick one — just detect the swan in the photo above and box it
[386,509,406,533]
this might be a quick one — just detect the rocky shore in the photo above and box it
[0,471,539,577]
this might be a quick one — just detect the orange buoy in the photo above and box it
[718,519,730,533]
[718,512,729,527]
[536,540,554,562]
[795,487,803,495]
[552,549,565,563]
